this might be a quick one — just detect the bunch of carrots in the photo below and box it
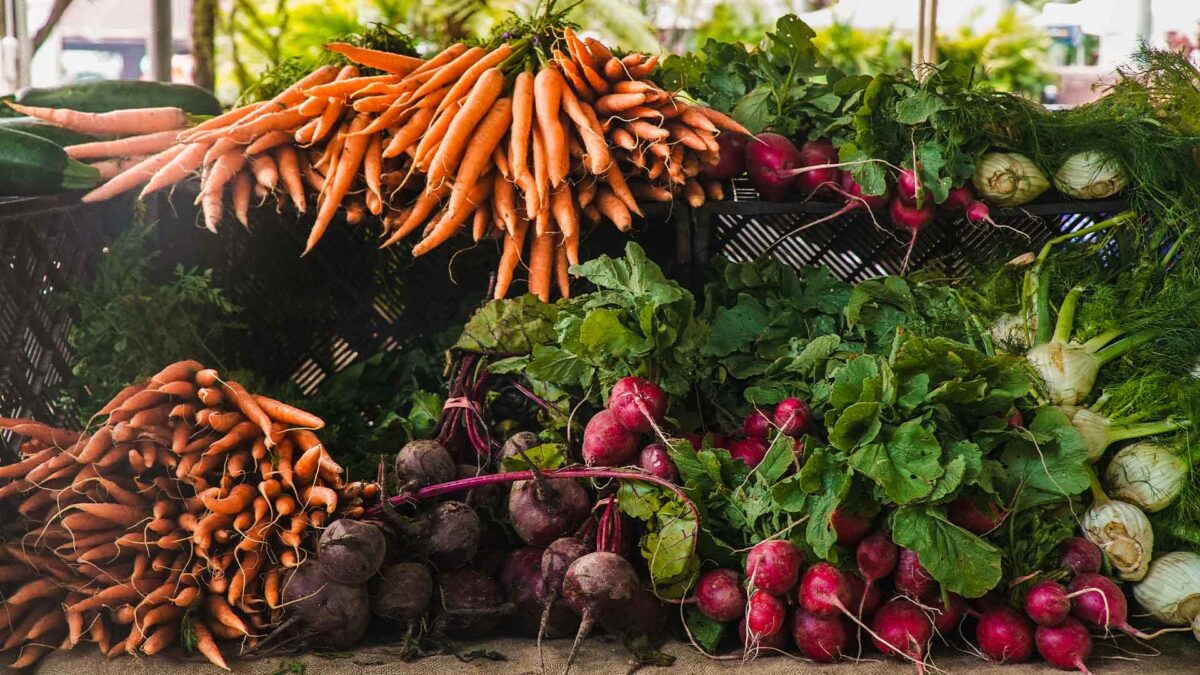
[0,360,373,669]
[12,22,745,302]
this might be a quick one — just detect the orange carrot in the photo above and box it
[67,584,141,614]
[626,55,659,79]
[595,186,633,231]
[364,133,383,215]
[554,54,594,101]
[493,172,518,236]
[550,185,579,239]
[433,44,513,116]
[531,125,549,208]
[472,202,490,242]
[559,86,611,175]
[304,113,371,254]
[232,170,253,227]
[626,119,670,142]
[534,68,568,188]
[510,71,535,183]
[410,46,486,102]
[411,173,494,257]
[595,92,646,115]
[66,129,180,160]
[81,144,186,202]
[221,107,312,144]
[191,621,229,670]
[304,74,394,98]
[381,105,434,158]
[379,182,450,247]
[699,106,752,135]
[605,164,642,216]
[252,395,324,429]
[555,239,570,299]
[324,42,422,74]
[6,101,186,135]
[413,100,463,170]
[528,225,555,302]
[275,145,307,213]
[424,68,505,190]
[436,98,512,232]
[243,64,339,118]
[494,215,528,299]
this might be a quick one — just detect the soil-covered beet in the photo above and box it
[500,547,546,634]
[317,518,387,585]
[542,537,590,597]
[456,464,507,508]
[371,562,434,623]
[562,552,639,622]
[508,479,591,547]
[282,561,371,648]
[436,569,510,639]
[416,500,481,569]
[497,431,542,470]
[599,588,667,638]
[394,440,456,491]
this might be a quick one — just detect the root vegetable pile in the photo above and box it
[21,24,741,302]
[0,360,372,669]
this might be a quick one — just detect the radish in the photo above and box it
[1067,573,1181,639]
[773,397,810,438]
[562,552,640,669]
[793,138,841,198]
[871,598,934,674]
[729,437,769,467]
[895,548,936,601]
[1060,538,1102,576]
[976,606,1035,663]
[1035,618,1093,674]
[746,590,786,638]
[608,376,667,434]
[947,495,1004,535]
[638,443,677,481]
[745,539,802,595]
[738,617,787,652]
[896,169,929,205]
[695,568,746,622]
[701,131,750,181]
[846,571,883,617]
[857,531,899,585]
[791,609,850,663]
[798,562,853,618]
[742,408,771,439]
[831,509,872,547]
[928,592,967,634]
[1024,579,1071,627]
[508,478,591,547]
[582,410,640,467]
[745,133,802,202]
[889,197,936,272]
[840,171,891,211]
[939,184,974,214]
[1009,408,1025,428]
[965,200,993,225]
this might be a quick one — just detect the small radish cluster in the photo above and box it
[728,398,811,468]
[583,377,680,481]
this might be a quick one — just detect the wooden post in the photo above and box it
[149,0,172,81]
[192,0,216,91]
[913,0,927,67]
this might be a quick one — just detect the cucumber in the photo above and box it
[0,117,96,147]
[0,127,101,195]
[3,80,222,116]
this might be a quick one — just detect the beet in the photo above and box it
[394,440,455,491]
[791,609,850,662]
[542,537,590,599]
[417,500,481,569]
[1060,538,1102,576]
[701,132,750,180]
[773,397,810,438]
[638,443,678,482]
[372,562,433,623]
[508,478,590,547]
[500,546,546,623]
[1035,617,1093,673]
[1025,579,1071,627]
[745,133,801,202]
[497,431,542,470]
[281,561,370,648]
[455,464,506,508]
[746,590,786,638]
[561,552,641,667]
[729,438,769,467]
[742,408,771,439]
[317,518,386,585]
[745,539,802,595]
[582,410,640,467]
[831,509,872,547]
[695,568,746,622]
[436,569,508,638]
[600,588,667,639]
[977,606,1034,663]
[895,548,936,601]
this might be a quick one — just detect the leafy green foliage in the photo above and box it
[617,477,700,598]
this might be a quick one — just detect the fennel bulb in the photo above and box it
[972,152,1049,207]
[1054,151,1128,200]
[1134,552,1200,626]
[1104,442,1187,512]
[1082,498,1153,581]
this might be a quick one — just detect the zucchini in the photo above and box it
[0,127,101,195]
[0,117,96,147]
[2,80,221,117]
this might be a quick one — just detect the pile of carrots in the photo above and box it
[0,360,373,669]
[12,26,745,302]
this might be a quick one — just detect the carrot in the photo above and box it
[595,91,647,115]
[603,56,625,81]
[312,97,346,144]
[6,101,186,134]
[6,577,59,605]
[202,484,256,515]
[219,380,273,443]
[304,74,393,98]
[432,43,512,116]
[275,146,307,213]
[530,125,549,210]
[363,132,383,215]
[222,107,312,144]
[534,68,569,188]
[595,186,633,231]
[176,102,264,143]
[410,46,486,103]
[251,395,324,429]
[247,64,340,118]
[381,105,434,159]
[66,129,180,161]
[494,214,530,299]
[231,170,253,227]
[554,54,594,102]
[471,202,490,242]
[528,225,555,302]
[626,55,660,79]
[81,144,187,202]
[493,173,519,237]
[699,106,752,135]
[304,113,371,255]
[626,119,670,142]
[297,94,327,116]
[140,623,179,655]
[300,485,338,513]
[604,164,642,216]
[264,568,282,609]
[505,69,537,184]
[7,644,52,668]
[424,68,505,190]
[559,86,611,175]
[324,42,422,74]
[191,620,230,670]
[379,182,450,247]
[550,185,580,239]
[246,154,279,192]
[67,584,141,614]
[242,131,288,157]
[98,381,149,415]
[202,420,258,457]
[0,448,54,478]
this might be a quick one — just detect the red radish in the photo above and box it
[746,590,786,638]
[1067,573,1175,639]
[970,591,1008,617]
[607,377,667,434]
[831,509,872,547]
[894,548,936,601]
[581,410,640,467]
[729,438,769,467]
[738,617,787,652]
[976,606,1035,663]
[856,530,898,616]
[846,571,882,617]
[1060,538,1102,576]
[773,398,810,438]
[793,138,840,197]
[939,184,973,214]
[745,539,802,595]
[965,200,993,225]
[701,132,749,180]
[871,598,934,673]
[1009,408,1025,428]
[928,592,967,634]
[840,171,891,211]
[1035,618,1093,674]
[889,198,935,272]
[896,169,929,205]
[1025,579,1071,627]
[745,133,802,202]
[682,432,704,450]
[742,409,771,439]
[947,496,1004,535]
[695,568,746,622]
[638,443,677,482]
[798,562,852,618]
[791,609,850,663]
[711,433,731,450]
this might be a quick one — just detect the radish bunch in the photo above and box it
[582,376,672,469]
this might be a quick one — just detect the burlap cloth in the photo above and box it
[35,634,1200,674]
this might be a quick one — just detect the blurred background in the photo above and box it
[0,0,1196,104]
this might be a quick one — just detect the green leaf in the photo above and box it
[930,455,966,502]
[891,505,1002,598]
[849,419,943,504]
[830,356,882,409]
[895,90,947,124]
[500,443,567,472]
[772,474,807,512]
[732,85,774,134]
[799,446,853,559]
[684,606,726,654]
[454,295,558,353]
[703,295,772,357]
[579,308,650,356]
[405,390,442,439]
[526,345,593,388]
[1000,408,1091,510]
[755,432,797,483]
[828,401,883,452]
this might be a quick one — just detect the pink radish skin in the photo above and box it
[840,172,891,211]
[856,531,898,616]
[773,397,811,438]
[1066,573,1173,639]
[1025,580,1071,627]
[846,571,883,617]
[729,438,769,467]
[976,606,1035,663]
[791,609,850,663]
[738,617,787,652]
[965,200,992,225]
[928,592,968,634]
[582,410,640,467]
[638,443,677,482]
[742,409,771,439]
[746,590,786,638]
[793,138,841,197]
[889,198,936,272]
[607,377,667,434]
[947,496,1004,535]
[745,540,802,595]
[1035,618,1094,674]
[1060,538,1102,576]
[871,598,934,674]
[896,169,929,205]
[895,548,936,601]
[798,562,853,618]
[939,184,973,214]
[831,509,872,547]
[745,133,802,202]
[1009,409,1025,428]
[701,132,749,181]
[695,569,746,623]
